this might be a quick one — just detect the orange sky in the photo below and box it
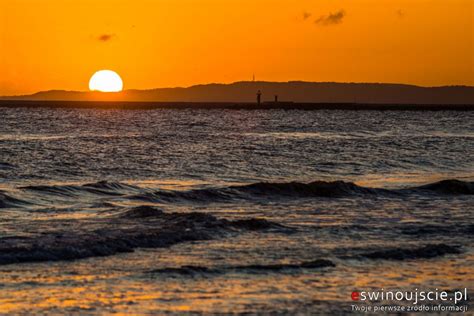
[0,0,473,95]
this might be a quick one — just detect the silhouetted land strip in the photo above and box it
[0,100,473,111]
[2,82,474,104]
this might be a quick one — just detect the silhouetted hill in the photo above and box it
[1,81,473,104]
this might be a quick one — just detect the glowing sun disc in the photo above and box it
[89,70,123,92]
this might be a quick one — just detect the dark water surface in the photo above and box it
[0,108,473,314]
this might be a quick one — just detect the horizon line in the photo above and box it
[2,80,474,98]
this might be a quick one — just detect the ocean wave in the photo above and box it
[132,179,473,204]
[82,181,141,192]
[129,181,393,203]
[20,181,141,197]
[11,179,474,208]
[117,206,292,232]
[413,179,474,195]
[129,189,234,203]
[147,259,336,276]
[228,179,474,197]
[231,181,390,197]
[357,244,461,261]
[0,191,30,208]
[20,185,82,197]
[0,206,290,265]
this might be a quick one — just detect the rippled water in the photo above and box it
[0,108,473,314]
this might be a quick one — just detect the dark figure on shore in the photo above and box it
[257,90,262,105]
[274,95,278,103]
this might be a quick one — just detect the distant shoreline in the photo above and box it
[0,100,473,111]
[2,82,473,105]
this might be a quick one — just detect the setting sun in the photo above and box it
[89,70,123,92]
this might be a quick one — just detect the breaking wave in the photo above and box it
[139,180,392,202]
[0,206,290,265]
[130,179,474,203]
[12,179,474,207]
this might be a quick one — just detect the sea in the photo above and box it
[0,107,473,314]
